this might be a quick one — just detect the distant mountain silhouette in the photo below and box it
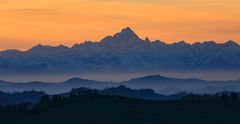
[125,74,204,84]
[0,78,115,94]
[0,27,239,74]
[100,85,184,100]
[123,75,240,94]
[0,75,240,94]
[101,27,142,44]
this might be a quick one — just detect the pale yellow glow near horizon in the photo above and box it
[0,0,240,50]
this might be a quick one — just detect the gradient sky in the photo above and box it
[0,0,240,50]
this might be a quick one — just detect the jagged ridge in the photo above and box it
[0,27,239,73]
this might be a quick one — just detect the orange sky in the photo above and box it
[0,0,240,50]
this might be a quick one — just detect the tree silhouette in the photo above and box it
[40,95,50,104]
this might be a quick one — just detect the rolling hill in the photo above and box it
[0,75,240,94]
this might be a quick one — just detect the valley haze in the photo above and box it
[1,75,240,95]
[1,1,240,123]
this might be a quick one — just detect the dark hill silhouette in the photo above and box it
[0,91,45,105]
[127,74,204,82]
[0,85,185,105]
[1,90,240,124]
[0,78,116,94]
[100,85,184,100]
[0,75,240,94]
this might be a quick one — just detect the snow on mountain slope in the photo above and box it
[0,27,239,74]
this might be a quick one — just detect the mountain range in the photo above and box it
[0,27,240,74]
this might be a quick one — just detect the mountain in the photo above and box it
[101,27,143,44]
[0,75,240,94]
[100,85,184,100]
[0,85,185,106]
[0,84,185,106]
[123,75,206,90]
[0,78,116,94]
[0,27,239,74]
[123,75,240,94]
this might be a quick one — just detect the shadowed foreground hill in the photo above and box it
[0,85,186,105]
[0,91,45,105]
[1,92,240,124]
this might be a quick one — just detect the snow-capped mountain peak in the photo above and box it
[101,27,142,44]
